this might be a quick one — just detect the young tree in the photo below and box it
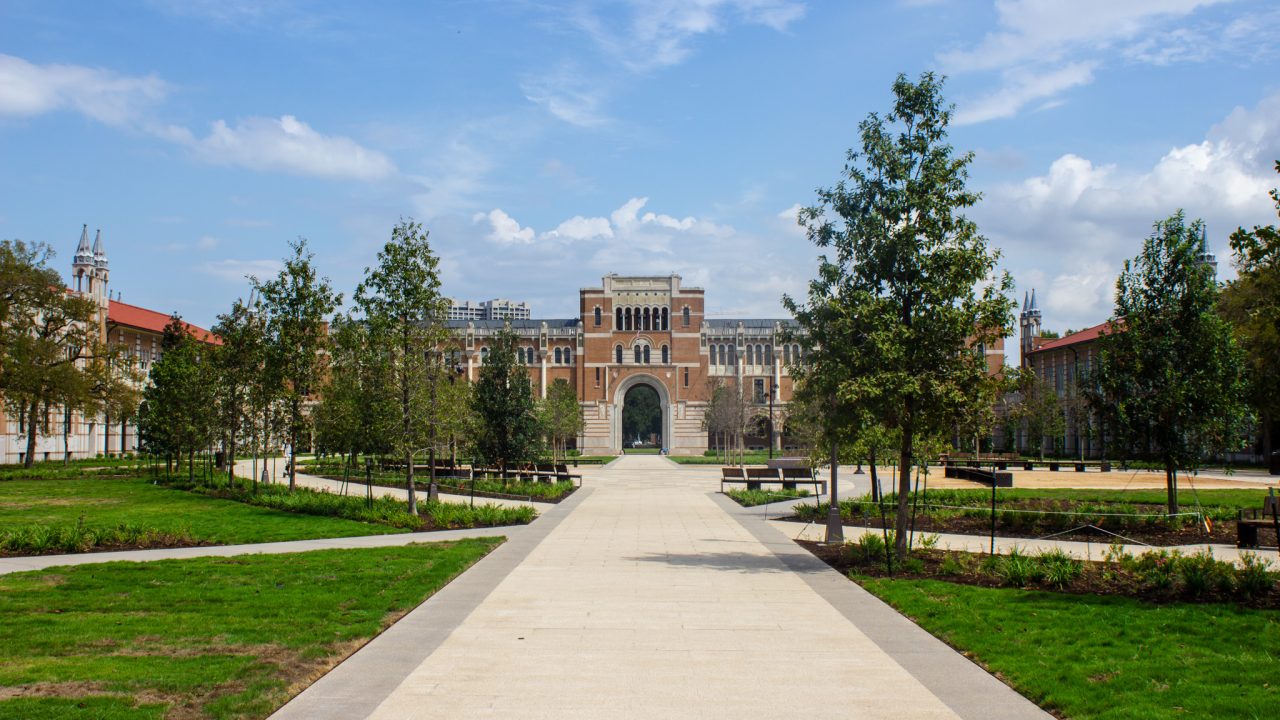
[352,219,449,514]
[315,314,395,487]
[255,239,342,491]
[212,297,265,486]
[540,378,583,462]
[1095,212,1250,513]
[1008,367,1064,461]
[137,317,217,481]
[472,328,542,474]
[786,73,1014,559]
[1221,161,1280,460]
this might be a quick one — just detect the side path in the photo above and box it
[270,485,592,719]
[0,527,515,576]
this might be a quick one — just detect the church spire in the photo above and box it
[92,228,108,268]
[74,224,94,266]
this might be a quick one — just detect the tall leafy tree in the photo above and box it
[472,328,542,472]
[1221,161,1280,460]
[255,239,342,491]
[1095,211,1250,513]
[539,378,583,461]
[353,219,448,514]
[315,314,395,492]
[1008,367,1064,460]
[786,73,1014,559]
[0,240,105,467]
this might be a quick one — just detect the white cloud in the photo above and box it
[942,0,1232,124]
[955,62,1096,125]
[0,53,167,126]
[473,209,535,244]
[940,0,1226,73]
[977,90,1280,333]
[196,235,220,250]
[201,258,283,283]
[543,215,614,241]
[181,115,395,181]
[573,0,805,72]
[521,65,610,128]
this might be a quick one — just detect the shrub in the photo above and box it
[993,549,1044,587]
[0,522,195,556]
[1133,550,1178,592]
[1235,553,1276,599]
[846,532,886,564]
[939,553,968,576]
[1176,550,1235,598]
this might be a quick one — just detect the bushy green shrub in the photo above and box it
[0,522,195,555]
[1176,550,1236,597]
[1037,548,1084,589]
[1235,553,1276,599]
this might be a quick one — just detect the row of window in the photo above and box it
[709,343,804,366]
[472,347,575,365]
[613,344,670,365]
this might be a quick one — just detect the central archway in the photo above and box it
[611,374,671,453]
[622,385,662,449]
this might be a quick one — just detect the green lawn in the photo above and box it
[0,540,501,719]
[862,577,1280,719]
[0,476,406,548]
[724,488,811,507]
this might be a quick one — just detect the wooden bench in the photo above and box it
[720,466,827,495]
[1237,495,1280,549]
[943,464,1013,488]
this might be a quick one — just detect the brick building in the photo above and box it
[446,274,800,456]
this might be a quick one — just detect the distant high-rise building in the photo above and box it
[447,298,531,321]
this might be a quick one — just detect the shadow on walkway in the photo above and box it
[624,550,826,574]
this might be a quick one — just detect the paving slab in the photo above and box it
[305,454,1049,720]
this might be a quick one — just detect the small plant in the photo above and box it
[1235,553,1275,599]
[939,553,968,576]
[917,533,940,550]
[993,549,1044,588]
[846,532,886,564]
[1133,550,1178,592]
[1037,548,1084,589]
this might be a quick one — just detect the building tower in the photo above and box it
[1196,225,1218,278]
[72,225,110,328]
[72,224,94,294]
[1018,288,1041,366]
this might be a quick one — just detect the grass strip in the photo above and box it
[860,577,1280,719]
[0,539,502,719]
[724,488,811,507]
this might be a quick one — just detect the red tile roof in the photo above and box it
[108,300,220,345]
[1029,321,1115,354]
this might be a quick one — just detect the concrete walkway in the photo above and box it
[274,454,1048,719]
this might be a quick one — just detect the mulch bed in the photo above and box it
[787,495,1254,546]
[305,472,577,504]
[799,540,1280,608]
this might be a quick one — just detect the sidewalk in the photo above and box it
[0,526,518,576]
[274,454,1048,720]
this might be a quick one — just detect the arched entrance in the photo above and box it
[622,385,662,449]
[611,374,671,453]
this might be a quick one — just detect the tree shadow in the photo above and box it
[624,551,826,574]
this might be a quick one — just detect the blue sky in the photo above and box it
[3,0,1279,351]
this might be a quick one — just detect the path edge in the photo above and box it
[269,486,593,720]
[712,491,1052,720]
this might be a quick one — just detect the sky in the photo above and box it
[3,0,1279,357]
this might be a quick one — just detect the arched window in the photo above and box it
[564,348,573,365]
[625,307,634,331]
[712,345,719,365]
[615,344,623,364]
[527,347,535,364]
[661,345,669,364]
[594,307,602,326]
[756,344,764,365]
[554,347,563,364]
[729,345,736,364]
[634,345,642,364]
[640,307,648,331]
[661,307,669,330]
[783,345,791,364]
[682,306,690,326]
[793,344,801,362]
[480,347,489,363]
[616,307,623,330]
[766,345,773,366]
[643,345,651,364]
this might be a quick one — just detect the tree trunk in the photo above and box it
[23,399,39,468]
[63,409,70,465]
[406,449,418,516]
[1166,461,1178,515]
[188,448,194,484]
[869,447,880,502]
[894,409,915,561]
[227,411,237,488]
[288,401,299,491]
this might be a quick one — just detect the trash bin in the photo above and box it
[1270,451,1280,476]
